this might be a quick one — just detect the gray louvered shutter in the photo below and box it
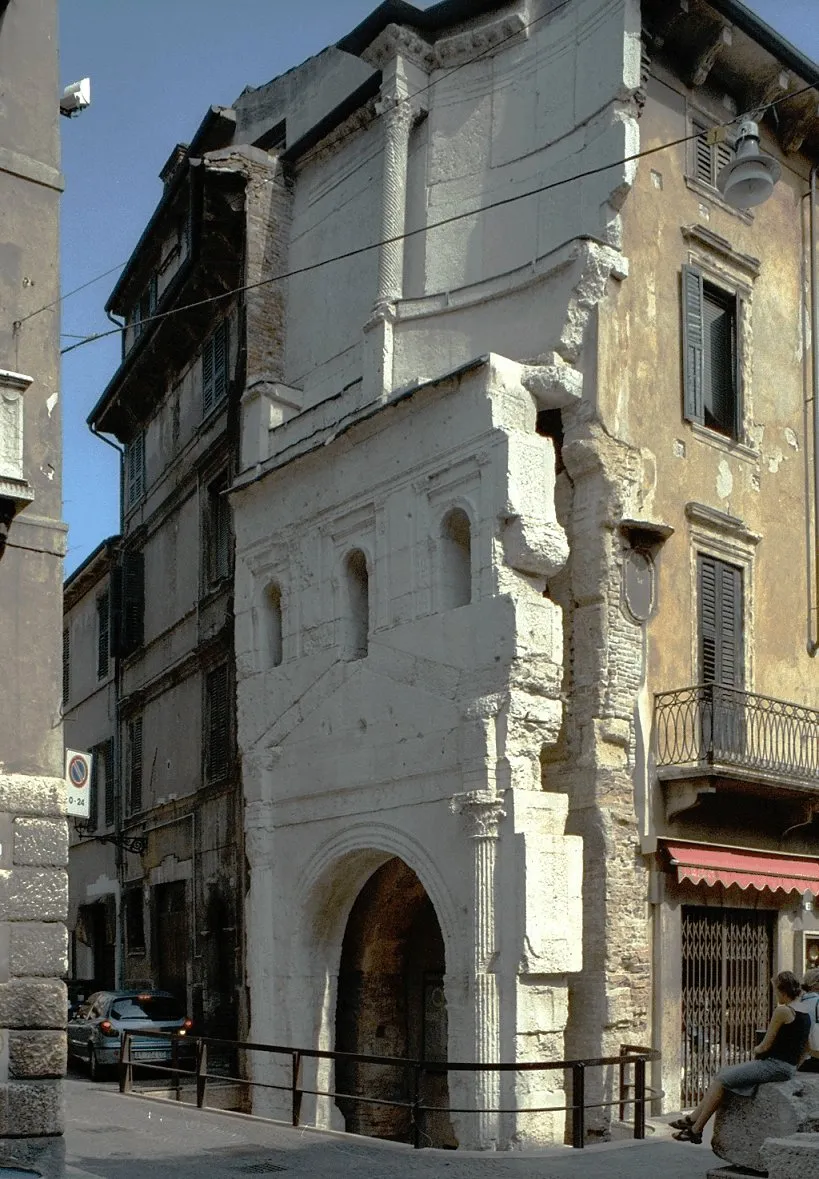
[213,320,228,405]
[87,750,99,833]
[682,265,705,424]
[202,336,215,417]
[699,554,743,687]
[128,717,143,814]
[97,590,110,679]
[104,739,115,827]
[205,664,230,783]
[123,549,145,655]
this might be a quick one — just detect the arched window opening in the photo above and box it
[344,549,369,660]
[440,508,472,610]
[265,582,283,668]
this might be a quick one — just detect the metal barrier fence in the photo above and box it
[118,1029,661,1150]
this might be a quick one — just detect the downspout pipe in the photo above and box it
[810,166,819,655]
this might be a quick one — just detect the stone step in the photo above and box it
[761,1131,819,1179]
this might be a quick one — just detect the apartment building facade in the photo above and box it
[63,538,118,999]
[0,0,68,1173]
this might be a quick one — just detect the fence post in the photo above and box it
[120,1032,132,1094]
[172,1034,180,1100]
[411,1063,424,1149]
[196,1040,207,1109]
[571,1062,585,1148]
[291,1052,303,1128]
[634,1056,646,1139]
[618,1051,627,1123]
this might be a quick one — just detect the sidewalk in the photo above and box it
[64,1078,717,1179]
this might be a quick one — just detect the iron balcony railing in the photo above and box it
[654,684,819,784]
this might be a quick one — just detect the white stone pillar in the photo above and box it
[364,92,414,400]
[452,790,505,1150]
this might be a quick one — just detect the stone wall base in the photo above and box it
[706,1167,763,1179]
[0,1133,65,1178]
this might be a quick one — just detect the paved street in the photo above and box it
[65,1076,717,1179]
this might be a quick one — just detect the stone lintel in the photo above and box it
[521,355,583,410]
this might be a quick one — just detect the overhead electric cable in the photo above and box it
[14,260,129,329]
[61,78,816,360]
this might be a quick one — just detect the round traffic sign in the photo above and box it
[68,754,89,789]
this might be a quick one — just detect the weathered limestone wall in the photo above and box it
[0,775,68,1176]
[234,357,582,1148]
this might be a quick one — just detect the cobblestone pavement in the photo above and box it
[65,1078,715,1179]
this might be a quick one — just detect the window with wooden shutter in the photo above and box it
[97,590,110,680]
[127,716,143,814]
[205,663,230,783]
[87,747,100,833]
[103,738,115,827]
[126,431,145,508]
[698,553,743,687]
[692,122,735,189]
[681,266,739,438]
[202,321,229,418]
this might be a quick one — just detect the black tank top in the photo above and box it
[763,1009,811,1065]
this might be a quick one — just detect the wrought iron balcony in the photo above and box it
[653,685,819,814]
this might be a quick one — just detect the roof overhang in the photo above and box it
[662,839,819,895]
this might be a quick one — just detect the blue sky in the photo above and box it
[58,0,816,574]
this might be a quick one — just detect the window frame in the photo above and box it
[203,471,232,590]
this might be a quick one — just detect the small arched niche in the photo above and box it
[264,581,283,668]
[342,549,369,660]
[439,508,472,610]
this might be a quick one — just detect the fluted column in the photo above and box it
[452,790,505,1149]
[373,94,413,312]
[364,91,414,400]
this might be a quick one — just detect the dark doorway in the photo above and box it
[681,905,775,1107]
[78,900,115,991]
[153,881,188,1000]
[334,858,455,1146]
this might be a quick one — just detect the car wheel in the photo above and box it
[89,1047,101,1081]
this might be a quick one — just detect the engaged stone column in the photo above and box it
[365,92,414,400]
[452,790,505,1150]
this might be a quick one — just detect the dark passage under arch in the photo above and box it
[334,857,456,1146]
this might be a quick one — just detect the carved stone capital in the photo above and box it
[452,791,506,839]
[362,23,436,74]
[375,94,415,140]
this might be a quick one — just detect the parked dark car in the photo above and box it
[67,989,193,1079]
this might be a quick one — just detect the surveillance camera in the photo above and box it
[60,78,91,118]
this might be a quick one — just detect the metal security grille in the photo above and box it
[681,906,774,1107]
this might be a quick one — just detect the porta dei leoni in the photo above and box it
[64,0,819,1150]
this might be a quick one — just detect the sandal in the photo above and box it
[672,1126,702,1144]
[669,1115,694,1130]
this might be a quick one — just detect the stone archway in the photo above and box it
[334,857,456,1147]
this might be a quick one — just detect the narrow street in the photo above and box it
[65,1075,714,1179]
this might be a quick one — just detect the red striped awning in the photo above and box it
[663,841,819,895]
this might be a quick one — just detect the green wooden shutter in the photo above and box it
[682,265,705,424]
[87,749,99,833]
[62,628,70,706]
[699,554,743,686]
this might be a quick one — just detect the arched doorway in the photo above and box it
[334,857,456,1146]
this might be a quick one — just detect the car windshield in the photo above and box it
[109,996,184,1021]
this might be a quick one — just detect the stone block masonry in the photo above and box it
[0,774,68,1178]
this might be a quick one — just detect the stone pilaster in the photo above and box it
[451,790,505,1149]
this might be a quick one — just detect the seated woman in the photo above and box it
[673,971,810,1145]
